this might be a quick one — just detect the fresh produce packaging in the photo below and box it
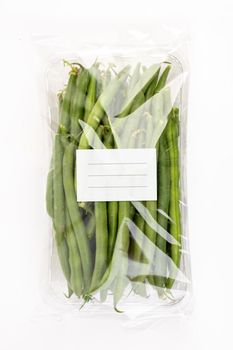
[43,34,191,319]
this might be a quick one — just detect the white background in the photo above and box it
[0,1,233,349]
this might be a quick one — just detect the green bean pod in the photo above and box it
[118,65,159,118]
[113,201,130,309]
[45,92,64,220]
[130,91,145,114]
[144,65,171,286]
[154,65,171,94]
[86,213,96,240]
[154,132,171,289]
[84,66,97,122]
[54,231,71,284]
[126,93,147,286]
[102,129,118,263]
[118,89,145,149]
[90,201,108,291]
[129,212,147,297]
[60,69,78,131]
[46,169,54,218]
[144,200,157,284]
[79,66,130,150]
[65,209,83,297]
[107,202,118,263]
[117,64,141,118]
[63,142,92,290]
[53,134,70,286]
[145,68,161,99]
[107,208,118,267]
[53,134,66,236]
[166,108,182,289]
[130,212,145,270]
[70,68,90,139]
[86,125,109,300]
[53,67,78,234]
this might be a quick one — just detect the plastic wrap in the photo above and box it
[42,30,191,322]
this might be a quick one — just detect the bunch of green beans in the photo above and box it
[46,60,182,310]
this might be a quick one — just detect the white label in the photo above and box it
[76,149,157,202]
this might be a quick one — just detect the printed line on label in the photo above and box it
[88,162,147,166]
[88,185,148,189]
[88,174,148,177]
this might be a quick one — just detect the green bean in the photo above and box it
[45,92,64,220]
[63,142,92,290]
[84,66,97,122]
[166,108,182,289]
[154,65,171,94]
[144,200,157,285]
[52,135,68,285]
[130,212,147,297]
[129,117,145,290]
[90,201,108,291]
[53,134,66,236]
[145,68,161,99]
[141,72,162,149]
[130,91,145,114]
[114,63,141,123]
[70,68,89,139]
[143,102,158,284]
[118,65,159,118]
[144,65,171,286]
[66,285,73,298]
[60,69,78,132]
[65,209,83,297]
[79,66,130,150]
[107,202,118,263]
[46,169,54,218]
[61,69,92,295]
[110,85,145,303]
[125,93,146,287]
[129,203,136,219]
[101,114,109,128]
[85,125,109,299]
[154,132,171,288]
[80,122,106,293]
[86,213,96,239]
[54,230,71,284]
[100,128,119,263]
[80,204,96,261]
[51,82,74,293]
[118,89,145,148]
[53,67,77,234]
[131,212,145,268]
[58,91,64,128]
[113,201,130,309]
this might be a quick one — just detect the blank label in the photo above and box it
[76,149,157,202]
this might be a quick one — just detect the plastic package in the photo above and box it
[42,30,192,321]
